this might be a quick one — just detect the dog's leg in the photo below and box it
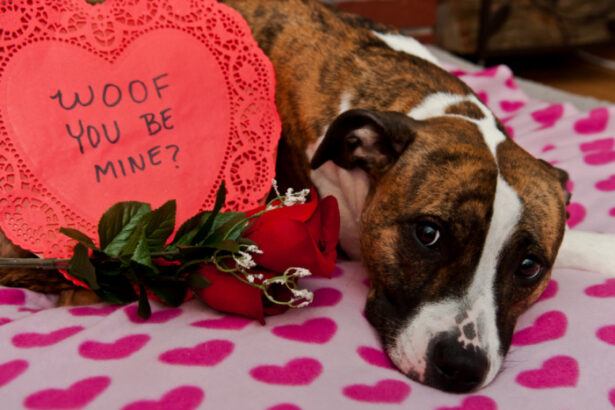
[554,229,615,276]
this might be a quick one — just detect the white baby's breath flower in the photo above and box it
[244,244,263,254]
[233,250,256,270]
[282,188,310,207]
[246,274,255,283]
[286,267,311,278]
[291,288,314,301]
[264,277,286,286]
[272,179,282,198]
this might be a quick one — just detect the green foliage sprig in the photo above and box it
[59,182,261,318]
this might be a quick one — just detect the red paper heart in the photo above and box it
[6,30,230,224]
[0,0,280,265]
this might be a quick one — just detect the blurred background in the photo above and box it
[324,0,615,103]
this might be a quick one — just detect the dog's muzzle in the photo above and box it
[424,332,490,393]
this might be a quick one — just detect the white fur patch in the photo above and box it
[467,177,522,385]
[555,229,615,277]
[372,31,440,66]
[408,92,504,157]
[306,92,367,260]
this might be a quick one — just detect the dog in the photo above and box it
[0,0,612,394]
[222,0,615,393]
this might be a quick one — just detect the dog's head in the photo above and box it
[311,98,570,392]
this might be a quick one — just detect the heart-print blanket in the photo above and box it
[1,65,614,410]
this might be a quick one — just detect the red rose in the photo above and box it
[195,265,290,324]
[245,192,340,278]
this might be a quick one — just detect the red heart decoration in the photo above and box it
[0,0,280,264]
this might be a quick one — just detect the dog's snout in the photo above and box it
[426,334,489,393]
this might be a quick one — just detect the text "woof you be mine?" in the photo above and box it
[51,73,181,183]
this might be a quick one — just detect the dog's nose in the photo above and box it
[426,335,489,393]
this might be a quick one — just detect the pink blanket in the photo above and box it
[1,65,614,409]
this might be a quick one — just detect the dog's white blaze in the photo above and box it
[468,177,523,386]
[372,31,440,66]
[390,177,522,386]
[408,92,505,157]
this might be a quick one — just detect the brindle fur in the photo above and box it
[223,0,569,369]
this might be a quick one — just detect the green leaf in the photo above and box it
[98,202,151,257]
[145,200,176,251]
[203,212,246,244]
[60,227,98,250]
[170,211,211,247]
[137,284,151,319]
[192,181,227,244]
[68,243,99,290]
[131,229,157,272]
[187,272,210,290]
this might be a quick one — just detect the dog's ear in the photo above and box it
[310,109,419,176]
[539,159,571,205]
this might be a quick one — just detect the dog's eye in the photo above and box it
[516,256,544,283]
[415,221,441,248]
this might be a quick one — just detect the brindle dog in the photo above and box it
[222,0,570,392]
[1,0,612,394]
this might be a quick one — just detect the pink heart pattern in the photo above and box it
[357,346,394,369]
[537,280,558,302]
[310,287,342,308]
[12,326,84,348]
[79,334,150,360]
[566,202,586,228]
[24,376,111,409]
[0,288,25,305]
[436,396,497,410]
[121,385,204,410]
[585,279,615,298]
[512,311,567,345]
[250,358,322,385]
[272,317,337,344]
[159,340,234,366]
[516,356,579,389]
[500,100,525,112]
[0,359,28,388]
[343,379,410,403]
[531,104,563,128]
[597,325,615,345]
[268,404,301,410]
[574,107,609,134]
[580,138,615,165]
[69,305,118,317]
[596,175,615,191]
[191,316,252,330]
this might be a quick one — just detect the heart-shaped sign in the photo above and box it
[0,0,281,261]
